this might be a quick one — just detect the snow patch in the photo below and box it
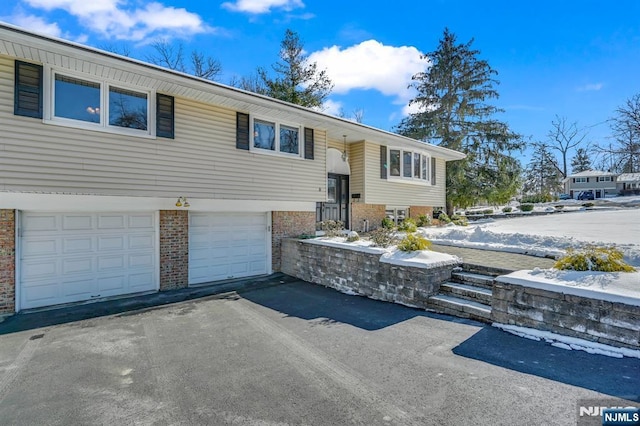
[493,323,640,359]
[379,249,461,269]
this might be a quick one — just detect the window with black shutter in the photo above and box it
[380,145,387,179]
[431,157,437,185]
[236,112,250,150]
[14,61,43,118]
[156,94,174,138]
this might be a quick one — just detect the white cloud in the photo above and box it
[577,83,603,92]
[9,13,63,38]
[318,99,343,116]
[308,40,426,113]
[19,0,212,41]
[221,0,304,14]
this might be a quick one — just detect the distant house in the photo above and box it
[563,170,618,199]
[616,173,640,195]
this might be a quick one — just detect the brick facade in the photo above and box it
[159,210,189,291]
[271,211,316,272]
[409,206,434,219]
[0,210,16,315]
[350,203,386,232]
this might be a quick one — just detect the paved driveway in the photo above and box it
[0,279,637,425]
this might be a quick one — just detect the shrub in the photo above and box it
[482,209,494,215]
[346,231,360,242]
[397,233,432,252]
[554,246,635,272]
[583,202,595,208]
[502,206,513,213]
[438,212,451,223]
[381,217,395,229]
[318,220,344,237]
[416,214,431,227]
[398,217,417,233]
[520,194,554,204]
[450,214,468,226]
[554,205,564,210]
[369,227,397,248]
[520,203,534,212]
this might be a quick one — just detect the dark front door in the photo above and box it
[324,173,349,228]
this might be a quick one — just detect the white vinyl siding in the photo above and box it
[0,56,326,202]
[362,142,445,206]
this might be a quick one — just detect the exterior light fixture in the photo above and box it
[175,196,190,208]
[342,135,349,162]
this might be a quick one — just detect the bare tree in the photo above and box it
[601,94,640,173]
[547,115,588,178]
[337,107,365,123]
[100,43,132,57]
[146,40,222,81]
[228,73,266,94]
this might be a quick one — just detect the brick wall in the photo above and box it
[0,210,15,315]
[493,280,640,349]
[350,203,386,232]
[281,239,454,308]
[271,211,316,272]
[409,206,434,219]
[159,210,189,291]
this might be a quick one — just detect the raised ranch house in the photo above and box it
[563,170,618,199]
[616,173,640,195]
[0,23,464,315]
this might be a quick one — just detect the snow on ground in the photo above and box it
[419,208,640,267]
[497,268,640,307]
[493,323,640,359]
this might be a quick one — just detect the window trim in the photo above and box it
[386,147,430,184]
[249,115,303,158]
[43,67,156,139]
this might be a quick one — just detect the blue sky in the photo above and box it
[3,0,640,164]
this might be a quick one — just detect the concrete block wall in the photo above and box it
[272,211,316,272]
[492,281,640,349]
[159,210,189,291]
[350,203,385,232]
[282,239,453,308]
[0,210,15,315]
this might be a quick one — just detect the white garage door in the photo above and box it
[189,212,269,285]
[20,212,157,310]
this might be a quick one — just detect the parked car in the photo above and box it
[558,193,571,200]
[577,191,595,200]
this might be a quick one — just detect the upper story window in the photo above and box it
[598,176,613,182]
[575,177,588,183]
[388,148,430,182]
[47,69,152,136]
[252,117,301,157]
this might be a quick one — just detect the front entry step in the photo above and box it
[428,294,492,321]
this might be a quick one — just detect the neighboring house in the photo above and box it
[563,170,618,199]
[0,23,464,314]
[616,173,640,195]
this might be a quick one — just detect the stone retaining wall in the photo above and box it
[281,239,454,308]
[492,280,639,349]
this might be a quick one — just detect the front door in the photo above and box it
[324,173,349,228]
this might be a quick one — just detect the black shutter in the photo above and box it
[573,178,575,183]
[156,94,174,138]
[236,112,250,150]
[587,177,589,183]
[304,127,314,159]
[380,145,387,179]
[14,61,43,118]
[431,157,437,185]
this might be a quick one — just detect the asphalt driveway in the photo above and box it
[0,278,637,425]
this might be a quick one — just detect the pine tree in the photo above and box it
[523,143,562,196]
[396,29,523,213]
[571,148,591,173]
[257,29,333,108]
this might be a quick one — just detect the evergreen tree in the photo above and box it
[523,142,562,195]
[570,147,591,173]
[257,29,333,108]
[396,29,523,213]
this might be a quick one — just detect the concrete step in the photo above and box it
[440,281,493,305]
[428,294,492,322]
[461,263,514,277]
[451,271,495,289]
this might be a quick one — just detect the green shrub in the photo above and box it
[318,220,344,237]
[438,212,451,223]
[554,205,564,210]
[450,214,468,226]
[346,231,360,242]
[369,227,397,248]
[416,214,431,227]
[397,233,432,252]
[554,246,635,272]
[502,206,513,213]
[398,217,417,233]
[520,203,534,212]
[381,217,395,229]
[583,202,595,208]
[482,209,494,215]
[520,194,554,204]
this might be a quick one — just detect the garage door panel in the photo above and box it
[188,212,269,285]
[20,212,157,310]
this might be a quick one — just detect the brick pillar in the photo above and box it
[0,210,16,314]
[271,211,316,272]
[159,210,189,291]
[350,203,386,232]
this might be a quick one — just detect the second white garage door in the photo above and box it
[188,212,269,285]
